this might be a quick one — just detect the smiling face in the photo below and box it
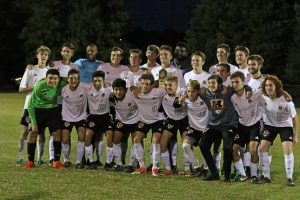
[164,80,177,96]
[186,85,199,101]
[140,79,153,94]
[129,52,141,67]
[231,77,244,92]
[247,59,261,75]
[46,74,59,87]
[191,55,205,71]
[68,73,79,90]
[208,78,219,93]
[216,48,229,63]
[36,51,49,66]
[264,80,276,98]
[110,50,122,66]
[113,87,126,100]
[61,46,74,61]
[235,50,247,66]
[86,46,98,61]
[159,49,172,65]
[92,76,104,90]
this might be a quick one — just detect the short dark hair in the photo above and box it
[146,45,160,54]
[62,42,75,51]
[217,63,230,73]
[247,54,264,66]
[111,46,123,56]
[187,80,200,90]
[217,43,230,53]
[234,45,250,57]
[140,73,155,85]
[67,68,79,78]
[112,78,127,89]
[92,70,105,80]
[129,49,143,60]
[160,45,173,54]
[230,71,245,82]
[191,51,206,62]
[46,69,60,78]
[176,42,187,48]
[208,74,223,85]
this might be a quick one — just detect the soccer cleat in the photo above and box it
[245,166,251,179]
[203,174,220,181]
[24,161,34,170]
[152,168,160,176]
[251,176,261,184]
[124,166,135,173]
[37,159,46,165]
[104,162,115,171]
[131,167,147,174]
[95,160,103,167]
[235,174,248,182]
[191,167,204,178]
[48,159,54,166]
[75,163,85,169]
[183,170,192,177]
[287,178,295,187]
[171,165,179,174]
[160,169,172,176]
[16,159,24,166]
[114,165,124,172]
[53,161,64,169]
[146,164,153,173]
[88,161,98,170]
[63,161,72,168]
[260,176,271,184]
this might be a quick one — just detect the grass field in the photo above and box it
[0,92,299,200]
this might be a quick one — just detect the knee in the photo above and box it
[182,142,191,151]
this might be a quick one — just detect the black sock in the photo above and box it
[27,143,36,162]
[53,141,61,161]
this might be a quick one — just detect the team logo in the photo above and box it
[64,121,70,127]
[80,94,83,97]
[234,134,240,141]
[106,72,110,74]
[66,95,69,98]
[278,106,282,110]
[248,99,252,103]
[200,101,204,105]
[128,103,132,107]
[117,122,123,128]
[262,130,270,137]
[235,103,238,106]
[34,74,37,76]
[102,93,105,97]
[203,81,207,84]
[138,122,144,128]
[264,103,267,106]
[167,124,173,130]
[88,121,95,128]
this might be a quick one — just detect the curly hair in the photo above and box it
[261,74,284,98]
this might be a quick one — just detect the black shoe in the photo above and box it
[261,176,271,184]
[63,161,72,168]
[75,163,85,169]
[287,178,295,186]
[203,174,220,181]
[48,159,54,166]
[202,169,209,179]
[251,176,261,184]
[124,165,134,173]
[104,162,114,171]
[192,167,204,178]
[171,165,179,174]
[114,165,124,171]
[245,166,251,179]
[235,174,248,182]
[87,161,98,169]
[146,164,153,172]
[95,160,103,167]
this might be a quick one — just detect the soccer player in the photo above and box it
[60,69,87,168]
[217,63,232,86]
[230,71,262,182]
[17,45,49,166]
[131,73,166,176]
[159,75,188,175]
[24,69,65,169]
[183,51,210,87]
[140,45,160,73]
[84,70,112,169]
[208,43,238,75]
[171,42,192,75]
[234,45,251,84]
[110,78,140,171]
[259,75,298,186]
[247,55,265,90]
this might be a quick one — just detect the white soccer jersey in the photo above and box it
[140,63,160,73]
[61,82,88,122]
[120,69,144,87]
[52,61,78,78]
[223,76,232,87]
[97,63,128,85]
[133,88,166,124]
[184,71,211,88]
[114,92,139,124]
[19,66,48,109]
[162,94,187,120]
[185,96,209,131]
[151,65,186,89]
[236,68,251,84]
[87,86,111,115]
[261,95,296,127]
[209,63,238,75]
[231,89,262,126]
[248,76,265,90]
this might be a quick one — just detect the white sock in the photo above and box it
[113,143,122,166]
[76,141,85,164]
[97,141,103,162]
[106,147,114,164]
[161,151,171,170]
[183,143,199,168]
[268,155,272,165]
[261,152,270,179]
[213,152,221,170]
[49,136,54,160]
[18,139,27,160]
[284,154,294,179]
[152,143,160,169]
[62,143,70,161]
[128,145,136,166]
[183,151,191,171]
[149,143,153,164]
[37,141,45,160]
[134,143,144,168]
[234,159,246,176]
[85,144,94,162]
[171,143,178,166]
[250,162,258,177]
[243,152,251,167]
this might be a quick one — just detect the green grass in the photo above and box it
[0,93,300,200]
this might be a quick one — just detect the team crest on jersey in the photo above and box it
[66,95,69,98]
[102,93,105,97]
[263,130,270,137]
[106,72,110,74]
[200,101,204,105]
[248,99,252,103]
[80,94,83,97]
[138,122,145,128]
[167,124,173,130]
[34,74,37,76]
[203,81,207,84]
[128,103,132,107]
[117,122,123,128]
[278,106,282,110]
[64,121,70,127]
[89,121,95,127]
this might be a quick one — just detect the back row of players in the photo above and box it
[18,42,298,186]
